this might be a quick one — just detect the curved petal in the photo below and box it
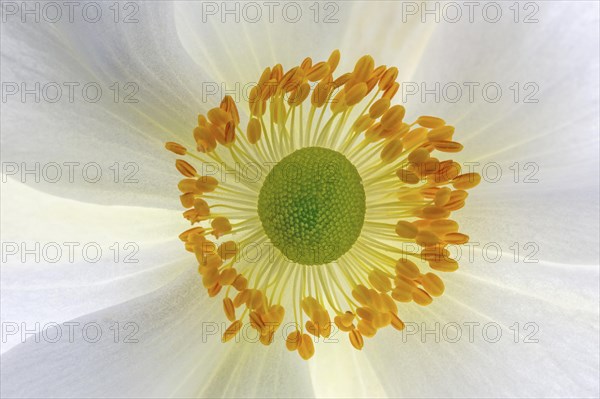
[1,2,208,207]
[0,179,187,353]
[0,268,314,398]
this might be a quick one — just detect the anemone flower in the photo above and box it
[1,1,599,398]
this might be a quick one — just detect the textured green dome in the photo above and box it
[258,147,366,265]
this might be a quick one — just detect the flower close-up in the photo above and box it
[165,50,481,359]
[1,1,599,398]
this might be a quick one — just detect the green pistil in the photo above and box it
[258,147,366,265]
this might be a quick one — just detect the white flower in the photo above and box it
[1,1,598,397]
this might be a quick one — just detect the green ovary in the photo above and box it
[258,147,366,265]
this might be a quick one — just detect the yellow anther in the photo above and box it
[380,139,404,163]
[356,307,376,322]
[395,259,420,279]
[402,127,428,149]
[381,105,406,131]
[352,285,370,307]
[288,82,311,106]
[353,115,375,133]
[394,274,417,290]
[301,56,313,71]
[311,76,333,107]
[432,140,464,153]
[327,49,341,73]
[219,267,238,286]
[369,98,390,119]
[178,178,201,194]
[435,161,461,182]
[232,274,248,291]
[220,95,240,126]
[366,289,384,312]
[306,320,319,337]
[430,219,459,234]
[211,216,232,238]
[301,297,322,319]
[217,240,238,260]
[395,220,418,239]
[378,67,398,91]
[165,142,187,155]
[260,330,274,346]
[434,187,452,207]
[196,176,219,192]
[397,169,420,184]
[412,288,433,306]
[345,82,368,106]
[427,125,455,141]
[223,298,236,322]
[334,314,354,332]
[390,313,405,331]
[452,173,481,190]
[183,208,206,224]
[265,305,285,324]
[175,159,197,178]
[222,122,236,147]
[382,82,399,99]
[208,283,222,297]
[233,289,250,308]
[412,219,431,229]
[421,273,445,297]
[416,230,440,247]
[357,319,376,337]
[330,89,347,113]
[365,122,384,142]
[222,320,242,342]
[444,232,469,244]
[286,330,302,351]
[332,73,352,89]
[408,147,430,164]
[207,107,232,127]
[197,247,220,267]
[179,193,195,209]
[353,55,375,82]
[392,287,413,302]
[429,258,459,272]
[202,267,220,288]
[298,334,315,360]
[372,312,391,328]
[281,67,305,92]
[417,115,446,128]
[421,206,450,220]
[259,79,278,101]
[349,329,364,350]
[312,308,331,328]
[340,311,355,327]
[368,269,392,292]
[421,246,450,263]
[307,61,331,82]
[381,293,398,314]
[366,66,385,92]
[271,63,283,81]
[194,198,210,216]
[250,311,266,331]
[183,226,206,241]
[194,126,217,153]
[249,289,266,310]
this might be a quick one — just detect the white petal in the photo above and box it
[1,2,206,206]
[1,179,186,353]
[0,268,314,398]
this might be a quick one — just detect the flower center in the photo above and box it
[258,147,366,265]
